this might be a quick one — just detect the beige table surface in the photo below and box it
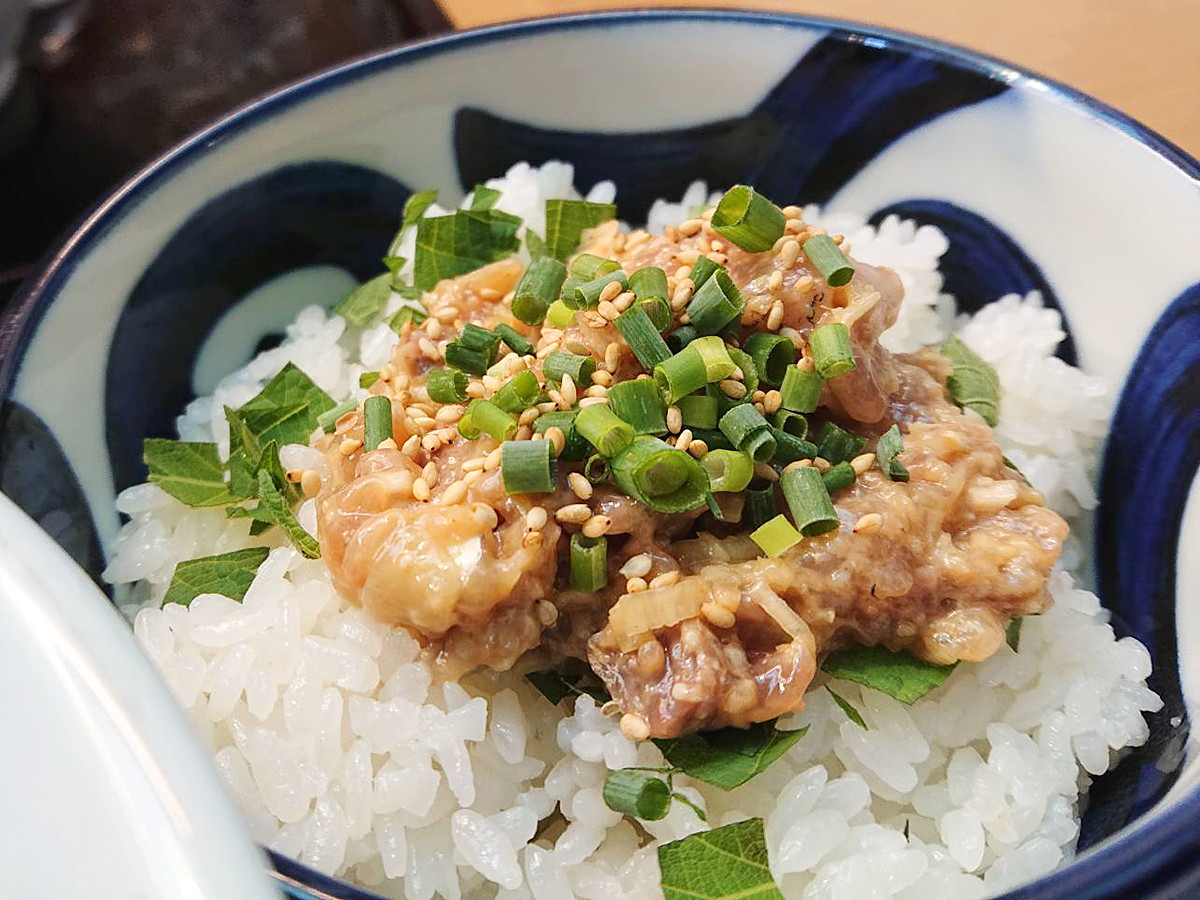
[439,0,1200,160]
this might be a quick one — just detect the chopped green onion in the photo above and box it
[615,305,672,370]
[781,465,840,536]
[611,436,709,513]
[711,185,787,252]
[512,256,567,325]
[546,299,576,328]
[457,402,481,439]
[575,404,635,457]
[602,770,670,820]
[779,365,824,412]
[689,336,737,382]
[810,323,857,378]
[686,269,744,335]
[318,398,357,433]
[677,394,719,429]
[570,270,628,310]
[445,343,492,376]
[666,324,699,353]
[641,296,672,332]
[772,429,818,464]
[701,449,754,493]
[570,532,608,592]
[387,304,428,332]
[743,332,795,386]
[458,323,502,354]
[570,253,620,280]
[690,256,721,289]
[750,514,803,557]
[491,370,541,414]
[941,335,1001,426]
[744,478,778,530]
[771,409,808,440]
[875,424,910,482]
[609,380,667,435]
[466,399,516,442]
[719,404,776,462]
[362,396,393,451]
[630,265,668,299]
[689,427,736,452]
[822,460,856,493]
[816,421,867,464]
[544,351,596,386]
[426,369,469,404]
[584,453,611,483]
[358,371,380,389]
[654,347,708,405]
[803,234,855,287]
[494,323,535,357]
[502,439,557,493]
[533,410,590,460]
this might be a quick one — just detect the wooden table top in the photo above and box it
[438,0,1200,159]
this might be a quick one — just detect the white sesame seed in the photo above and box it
[599,280,623,303]
[779,239,801,267]
[555,503,591,524]
[526,506,548,530]
[544,426,566,456]
[441,480,468,505]
[854,512,883,533]
[719,379,747,399]
[619,554,653,578]
[666,405,683,434]
[339,438,362,456]
[582,514,611,538]
[625,576,648,593]
[412,477,431,501]
[851,453,876,476]
[568,472,594,500]
[301,470,322,498]
[649,571,681,589]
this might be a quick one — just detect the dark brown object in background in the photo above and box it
[0,0,451,308]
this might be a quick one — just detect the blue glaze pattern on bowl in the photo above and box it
[0,10,1197,899]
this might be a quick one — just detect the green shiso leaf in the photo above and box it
[256,469,320,558]
[820,645,955,704]
[413,209,522,291]
[143,439,237,508]
[658,818,783,900]
[653,720,808,790]
[162,547,270,607]
[543,199,617,260]
[333,272,393,327]
[525,668,611,705]
[826,686,867,728]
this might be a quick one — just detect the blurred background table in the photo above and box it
[442,0,1200,161]
[1,0,1195,309]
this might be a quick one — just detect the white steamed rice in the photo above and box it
[106,161,1162,899]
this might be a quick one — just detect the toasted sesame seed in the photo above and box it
[418,337,440,360]
[424,318,442,339]
[515,425,533,441]
[675,428,693,453]
[479,287,502,301]
[560,373,578,407]
[466,381,486,398]
[796,354,815,372]
[537,400,558,413]
[688,440,708,458]
[649,570,681,589]
[485,447,502,471]
[604,343,621,372]
[785,218,805,234]
[536,342,561,359]
[463,457,486,472]
[671,279,695,310]
[767,300,785,331]
[599,280,623,303]
[812,457,831,473]
[619,554,653,578]
[568,472,594,500]
[412,416,438,430]
[719,379,747,399]
[578,396,609,408]
[754,402,766,414]
[518,406,540,426]
[796,274,815,293]
[674,265,691,280]
[701,601,737,629]
[526,506,548,530]
[676,248,700,266]
[441,480,468,505]
[401,434,421,457]
[854,512,883,534]
[614,291,635,312]
[678,218,703,237]
[555,503,591,524]
[472,502,498,530]
[536,600,558,626]
[591,369,613,387]
[679,313,691,325]
[851,453,876,476]
[706,251,727,265]
[598,300,619,320]
[300,470,322,497]
[782,204,802,218]
[285,468,303,484]
[626,576,648,593]
[582,514,611,538]
[412,477,431,501]
[462,469,482,486]
[339,437,362,456]
[779,239,801,267]
[522,530,543,548]
[544,426,566,456]
[782,459,812,473]
[666,405,683,434]
[763,390,783,414]
[422,461,438,485]
[421,432,442,452]
[754,462,780,481]
[612,232,627,253]
[619,713,650,741]
[481,374,502,393]
[583,311,607,329]
[780,326,806,351]
[436,404,465,424]
[376,437,399,451]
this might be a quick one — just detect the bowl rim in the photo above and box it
[0,9,1196,899]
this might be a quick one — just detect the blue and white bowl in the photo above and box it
[0,10,1197,898]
